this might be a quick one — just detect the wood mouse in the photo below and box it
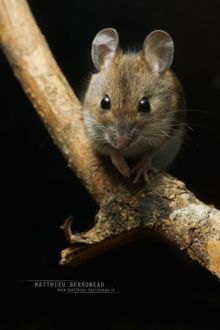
[82,28,185,183]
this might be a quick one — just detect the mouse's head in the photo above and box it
[83,28,184,157]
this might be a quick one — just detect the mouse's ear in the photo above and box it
[91,28,119,71]
[143,30,174,74]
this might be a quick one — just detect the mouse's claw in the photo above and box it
[131,156,153,184]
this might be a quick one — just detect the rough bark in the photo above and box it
[0,0,220,279]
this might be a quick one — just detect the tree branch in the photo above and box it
[0,0,220,279]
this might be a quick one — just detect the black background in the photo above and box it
[2,0,220,329]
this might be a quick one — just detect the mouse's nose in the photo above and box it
[114,132,128,150]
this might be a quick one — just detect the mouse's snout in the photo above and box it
[114,131,128,150]
[107,124,137,151]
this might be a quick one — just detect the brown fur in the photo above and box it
[83,50,184,158]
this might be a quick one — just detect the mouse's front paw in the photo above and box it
[131,156,153,184]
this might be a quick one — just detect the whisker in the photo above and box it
[38,136,50,149]
[181,137,202,152]
[184,109,209,115]
[166,123,194,131]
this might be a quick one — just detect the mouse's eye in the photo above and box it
[138,97,151,113]
[100,95,111,110]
